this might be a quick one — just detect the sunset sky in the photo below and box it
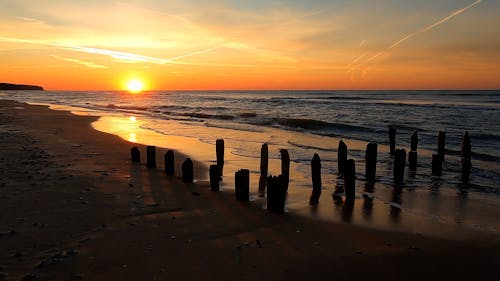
[1,0,499,90]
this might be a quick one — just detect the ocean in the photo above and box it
[2,90,499,235]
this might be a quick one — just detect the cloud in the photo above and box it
[51,55,107,69]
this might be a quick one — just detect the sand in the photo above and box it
[0,100,498,281]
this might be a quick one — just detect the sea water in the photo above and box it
[2,90,499,237]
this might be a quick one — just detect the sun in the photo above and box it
[126,79,144,93]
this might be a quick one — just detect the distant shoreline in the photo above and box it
[0,82,44,91]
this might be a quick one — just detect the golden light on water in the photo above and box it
[126,79,144,93]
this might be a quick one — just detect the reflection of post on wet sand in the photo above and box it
[390,186,402,223]
[342,198,354,223]
[362,183,374,220]
[454,188,469,224]
[331,177,354,222]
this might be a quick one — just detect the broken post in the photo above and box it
[411,130,418,151]
[164,150,175,175]
[438,131,446,161]
[309,153,322,205]
[338,140,347,175]
[235,169,250,201]
[365,142,378,182]
[344,159,356,202]
[280,149,290,191]
[267,175,286,213]
[258,143,269,193]
[393,149,406,186]
[408,151,417,170]
[461,131,472,183]
[146,146,156,168]
[389,126,396,155]
[216,139,224,179]
[432,154,442,176]
[209,165,219,191]
[130,147,140,163]
[182,158,193,183]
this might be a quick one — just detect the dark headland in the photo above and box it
[0,82,44,90]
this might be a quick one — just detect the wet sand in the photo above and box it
[0,100,499,281]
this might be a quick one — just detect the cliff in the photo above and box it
[0,83,44,91]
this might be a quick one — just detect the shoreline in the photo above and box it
[1,100,499,280]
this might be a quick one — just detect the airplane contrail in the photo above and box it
[349,0,482,72]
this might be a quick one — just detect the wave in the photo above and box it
[102,104,149,111]
[288,141,335,152]
[274,118,373,133]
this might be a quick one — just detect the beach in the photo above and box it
[1,100,499,280]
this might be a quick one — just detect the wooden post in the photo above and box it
[393,149,406,185]
[389,126,396,155]
[337,140,347,175]
[365,142,377,182]
[130,147,140,163]
[411,130,418,151]
[235,169,250,201]
[461,131,471,183]
[280,149,290,191]
[182,158,193,183]
[216,139,224,179]
[408,151,417,170]
[309,153,321,205]
[432,154,442,176]
[267,175,286,213]
[209,165,219,191]
[164,150,175,175]
[146,146,156,168]
[258,143,269,193]
[438,131,446,161]
[344,159,356,202]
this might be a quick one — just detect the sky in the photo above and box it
[0,0,499,90]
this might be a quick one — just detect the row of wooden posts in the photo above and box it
[130,127,472,214]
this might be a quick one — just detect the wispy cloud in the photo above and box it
[51,55,107,69]
[349,0,482,73]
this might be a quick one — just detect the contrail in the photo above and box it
[349,0,482,72]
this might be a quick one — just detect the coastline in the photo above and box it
[1,100,499,280]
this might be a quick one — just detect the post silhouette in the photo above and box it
[461,131,471,183]
[432,154,442,176]
[209,165,219,191]
[258,143,269,193]
[408,151,417,170]
[235,169,250,201]
[182,158,193,183]
[130,147,140,163]
[338,140,347,175]
[388,126,396,155]
[344,159,356,202]
[438,131,446,161]
[393,149,406,185]
[365,142,377,182]
[146,146,156,168]
[309,153,321,205]
[267,175,286,213]
[411,130,418,151]
[216,139,224,179]
[280,149,290,191]
[164,150,175,175]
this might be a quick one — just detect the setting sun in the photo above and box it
[126,79,144,93]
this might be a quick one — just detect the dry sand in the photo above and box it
[0,100,498,281]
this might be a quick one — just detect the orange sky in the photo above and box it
[1,0,499,90]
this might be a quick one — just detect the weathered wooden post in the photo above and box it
[309,153,322,205]
[344,159,356,202]
[209,165,219,191]
[258,143,269,193]
[267,175,286,213]
[393,149,406,185]
[235,169,250,201]
[130,147,140,163]
[408,151,417,170]
[389,126,396,155]
[365,142,377,182]
[411,130,418,151]
[438,131,446,161]
[182,158,193,183]
[146,146,156,168]
[432,154,442,176]
[164,150,175,175]
[338,140,347,175]
[461,131,471,183]
[280,149,290,191]
[216,139,224,179]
